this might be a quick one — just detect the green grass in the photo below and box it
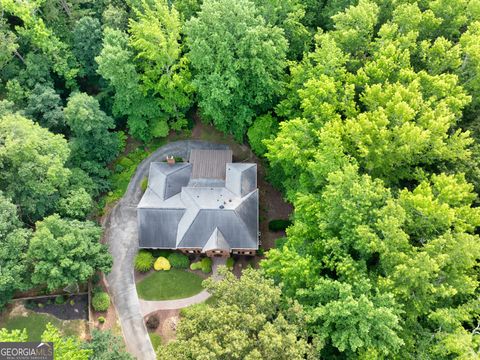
[136,269,204,301]
[149,332,162,350]
[0,310,84,341]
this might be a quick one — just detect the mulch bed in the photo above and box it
[146,309,180,345]
[27,294,88,321]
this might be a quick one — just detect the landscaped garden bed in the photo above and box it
[136,269,204,301]
[26,294,88,321]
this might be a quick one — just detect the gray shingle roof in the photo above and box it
[138,149,259,252]
[138,208,185,248]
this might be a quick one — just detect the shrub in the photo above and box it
[268,219,292,232]
[98,316,106,324]
[92,291,110,312]
[135,250,155,272]
[190,258,212,273]
[154,257,171,271]
[151,249,171,258]
[226,257,235,270]
[168,253,190,269]
[104,148,150,206]
[38,303,44,308]
[70,299,75,306]
[55,295,65,305]
[140,177,148,192]
[275,237,288,249]
[146,315,160,330]
[257,246,264,256]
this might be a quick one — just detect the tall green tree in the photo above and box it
[64,92,122,179]
[25,84,65,132]
[72,16,103,78]
[0,114,70,222]
[0,192,30,308]
[96,28,162,141]
[27,214,112,291]
[252,0,310,59]
[129,0,193,136]
[263,165,480,358]
[1,0,79,86]
[158,268,312,359]
[185,0,288,140]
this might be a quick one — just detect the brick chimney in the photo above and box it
[166,155,175,165]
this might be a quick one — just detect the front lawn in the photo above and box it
[0,309,85,341]
[136,269,204,301]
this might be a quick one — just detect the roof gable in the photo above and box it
[202,228,230,252]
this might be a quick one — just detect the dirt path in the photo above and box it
[102,141,228,360]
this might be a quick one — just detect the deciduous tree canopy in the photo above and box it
[185,0,288,140]
[27,214,112,291]
[158,268,312,359]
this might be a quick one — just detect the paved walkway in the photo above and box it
[103,141,228,360]
[139,290,211,316]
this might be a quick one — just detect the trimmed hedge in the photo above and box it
[92,291,110,312]
[190,257,212,273]
[268,219,292,232]
[168,253,190,269]
[135,251,155,272]
[151,249,171,258]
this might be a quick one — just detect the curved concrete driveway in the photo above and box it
[103,141,228,360]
